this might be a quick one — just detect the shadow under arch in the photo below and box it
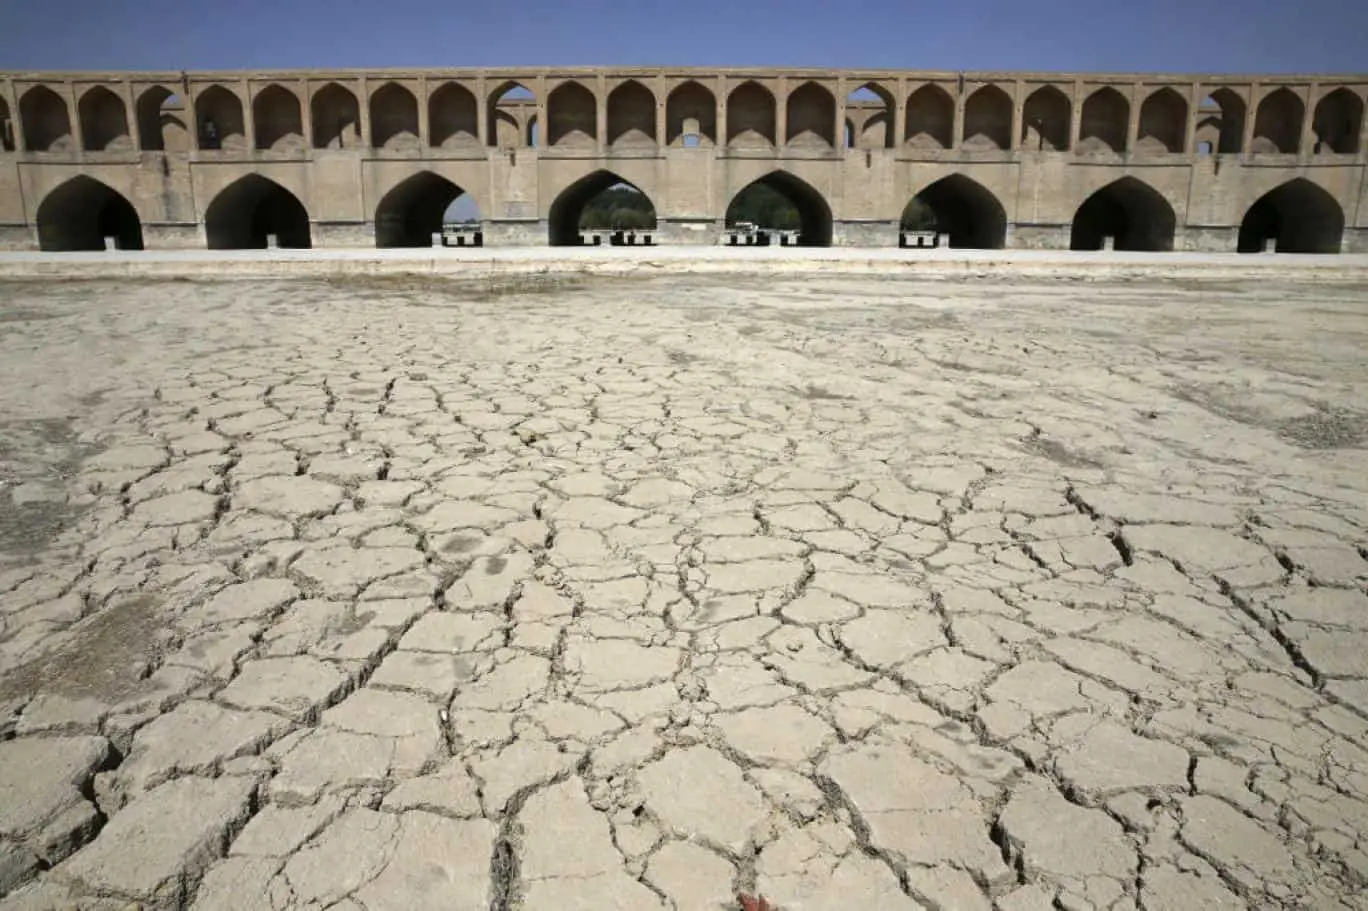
[726,171,832,247]
[548,170,656,246]
[1238,179,1344,253]
[375,172,477,248]
[1070,177,1175,251]
[36,176,144,251]
[205,174,311,249]
[902,175,1006,249]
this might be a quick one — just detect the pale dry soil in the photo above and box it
[0,272,1366,911]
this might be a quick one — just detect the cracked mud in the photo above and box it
[0,272,1366,910]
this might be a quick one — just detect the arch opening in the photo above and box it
[1079,87,1128,153]
[1312,88,1363,154]
[1195,89,1245,154]
[549,171,656,246]
[1021,85,1070,151]
[846,84,894,149]
[786,81,836,148]
[900,175,1006,248]
[547,81,597,148]
[252,85,303,151]
[375,172,478,248]
[20,86,72,152]
[312,82,359,150]
[1238,179,1344,253]
[666,81,716,146]
[79,87,131,152]
[726,81,776,148]
[725,172,832,247]
[36,176,143,251]
[1137,87,1187,153]
[1070,177,1175,251]
[487,82,535,149]
[904,84,953,150]
[0,96,12,152]
[205,175,311,249]
[962,85,1012,150]
[1252,88,1303,154]
[196,85,246,150]
[136,87,189,152]
[429,82,478,149]
[371,83,419,150]
[607,80,655,148]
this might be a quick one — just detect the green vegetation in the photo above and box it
[900,197,937,231]
[579,186,656,230]
[724,184,800,230]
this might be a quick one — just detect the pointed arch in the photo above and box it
[136,86,188,152]
[204,174,311,249]
[36,176,143,251]
[1238,179,1344,253]
[429,82,479,149]
[847,82,894,149]
[548,170,656,245]
[486,81,534,148]
[901,174,1006,249]
[961,85,1012,150]
[666,80,716,146]
[725,170,832,247]
[1021,85,1070,151]
[1195,89,1245,154]
[311,82,359,150]
[786,81,836,148]
[547,80,597,148]
[252,84,303,151]
[1079,87,1129,153]
[78,86,131,152]
[1070,177,1175,251]
[1312,88,1363,154]
[0,95,13,152]
[607,80,656,148]
[20,86,72,152]
[195,85,246,150]
[726,81,776,148]
[375,172,474,247]
[370,82,419,150]
[1252,88,1303,154]
[1137,87,1187,153]
[904,84,953,150]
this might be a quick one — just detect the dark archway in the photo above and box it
[1138,87,1187,153]
[205,175,311,249]
[548,81,597,148]
[786,81,836,148]
[902,175,1006,248]
[375,172,472,248]
[1238,179,1344,253]
[1022,85,1070,151]
[1312,88,1363,154]
[548,171,656,246]
[252,85,303,151]
[195,85,246,150]
[726,81,776,148]
[0,96,13,152]
[905,84,953,149]
[725,171,832,247]
[1252,88,1303,154]
[429,82,479,148]
[1070,178,1175,251]
[20,86,72,152]
[36,177,143,251]
[666,81,716,146]
[78,86,131,152]
[962,85,1012,150]
[136,86,189,152]
[1195,89,1245,154]
[312,82,360,150]
[371,83,419,150]
[607,80,656,148]
[1079,87,1129,153]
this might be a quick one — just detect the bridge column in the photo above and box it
[834,76,847,152]
[1126,82,1141,153]
[655,74,667,147]
[122,80,141,152]
[301,79,314,149]
[1184,82,1200,156]
[952,80,965,149]
[67,83,84,153]
[596,73,607,152]
[716,75,727,151]
[534,75,547,150]
[1241,81,1260,159]
[418,75,430,148]
[775,76,787,148]
[1068,79,1083,150]
[476,77,488,146]
[358,76,371,148]
[243,78,257,151]
[1299,82,1317,158]
[1009,79,1023,150]
[894,77,907,150]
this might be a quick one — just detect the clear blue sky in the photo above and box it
[2,0,1365,74]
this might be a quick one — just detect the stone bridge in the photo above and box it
[1,67,1365,252]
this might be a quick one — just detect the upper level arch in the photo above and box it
[78,86,131,152]
[845,83,894,149]
[1021,85,1070,151]
[195,85,246,150]
[1252,87,1303,154]
[20,86,72,152]
[252,84,303,151]
[0,96,12,152]
[666,80,716,147]
[1137,87,1186,153]
[1079,87,1128,153]
[727,81,776,148]
[1195,88,1245,154]
[607,79,655,148]
[486,81,535,149]
[429,82,479,149]
[547,80,597,148]
[311,82,360,150]
[136,86,189,152]
[1312,87,1363,154]
[962,84,1012,150]
[370,82,419,150]
[786,81,835,148]
[904,84,953,150]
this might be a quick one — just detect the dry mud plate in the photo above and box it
[0,270,1366,910]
